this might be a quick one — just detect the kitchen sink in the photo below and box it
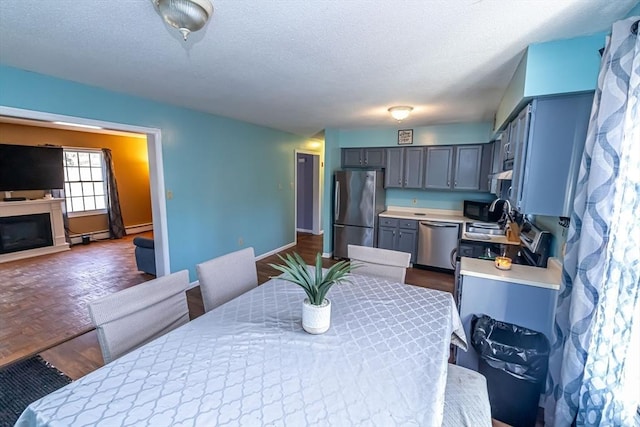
[465,222,505,236]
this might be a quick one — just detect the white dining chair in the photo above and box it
[442,363,492,427]
[88,269,190,364]
[196,247,258,312]
[347,244,411,283]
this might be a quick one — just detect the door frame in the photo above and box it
[294,149,321,237]
[0,105,170,276]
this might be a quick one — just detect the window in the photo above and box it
[63,149,107,215]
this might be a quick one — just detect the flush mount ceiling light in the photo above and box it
[388,106,413,122]
[154,0,213,41]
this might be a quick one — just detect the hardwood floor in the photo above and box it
[5,232,454,380]
[0,232,155,367]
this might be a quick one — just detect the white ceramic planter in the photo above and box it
[302,298,331,334]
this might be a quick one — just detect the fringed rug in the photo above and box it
[0,356,72,426]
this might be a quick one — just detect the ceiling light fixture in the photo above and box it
[388,106,413,122]
[154,0,213,41]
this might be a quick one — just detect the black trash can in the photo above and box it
[471,314,550,427]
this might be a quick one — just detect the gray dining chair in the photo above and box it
[88,269,190,364]
[442,363,492,427]
[196,247,258,312]
[347,244,411,283]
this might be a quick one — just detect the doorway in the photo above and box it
[0,106,169,275]
[294,150,321,236]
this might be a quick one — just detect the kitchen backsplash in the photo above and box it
[386,189,494,211]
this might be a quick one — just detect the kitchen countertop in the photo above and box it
[380,207,519,245]
[460,257,562,290]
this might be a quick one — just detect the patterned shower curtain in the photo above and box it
[545,17,640,426]
[102,148,126,239]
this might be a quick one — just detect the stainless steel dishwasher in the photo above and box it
[417,221,460,270]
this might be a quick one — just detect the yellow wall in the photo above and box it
[0,123,151,234]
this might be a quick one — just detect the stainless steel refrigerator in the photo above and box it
[333,170,386,259]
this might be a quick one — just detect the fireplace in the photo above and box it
[0,213,54,254]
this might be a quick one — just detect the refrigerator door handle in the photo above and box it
[334,181,340,219]
[334,224,344,228]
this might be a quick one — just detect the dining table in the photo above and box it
[16,272,467,427]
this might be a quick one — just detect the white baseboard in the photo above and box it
[255,242,296,261]
[69,223,153,245]
[322,252,332,258]
[296,228,313,233]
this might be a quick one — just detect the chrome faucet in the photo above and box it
[489,198,512,220]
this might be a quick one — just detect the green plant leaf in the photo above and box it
[270,251,356,305]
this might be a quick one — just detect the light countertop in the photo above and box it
[380,207,467,223]
[380,207,519,245]
[460,257,562,290]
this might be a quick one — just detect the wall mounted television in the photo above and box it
[0,143,64,191]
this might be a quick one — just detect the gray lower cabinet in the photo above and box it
[384,147,424,189]
[342,148,385,168]
[425,145,483,191]
[377,217,418,263]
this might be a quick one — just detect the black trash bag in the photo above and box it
[471,314,550,383]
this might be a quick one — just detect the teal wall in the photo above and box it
[321,122,494,253]
[0,65,313,280]
[524,33,605,98]
[494,32,606,131]
[627,4,640,16]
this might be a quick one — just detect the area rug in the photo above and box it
[0,356,72,426]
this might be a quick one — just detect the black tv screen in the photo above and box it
[0,144,64,191]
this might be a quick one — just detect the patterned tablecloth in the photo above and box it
[16,273,467,427]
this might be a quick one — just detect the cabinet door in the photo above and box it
[403,147,425,189]
[384,148,404,188]
[424,146,453,189]
[342,149,363,167]
[509,104,532,209]
[397,228,417,263]
[377,226,396,250]
[364,148,385,167]
[453,145,482,191]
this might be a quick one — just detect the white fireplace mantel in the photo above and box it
[0,198,70,263]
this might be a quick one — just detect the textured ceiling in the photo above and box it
[0,0,636,137]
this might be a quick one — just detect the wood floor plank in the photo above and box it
[4,232,454,379]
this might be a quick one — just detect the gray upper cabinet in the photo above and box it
[341,148,385,168]
[424,146,453,189]
[384,148,404,188]
[384,147,424,189]
[509,93,593,216]
[453,145,482,191]
[425,145,483,191]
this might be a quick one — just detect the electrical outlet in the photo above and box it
[238,237,244,246]
[166,190,173,200]
[278,183,283,190]
[412,198,417,205]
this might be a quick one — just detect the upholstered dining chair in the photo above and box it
[87,269,190,364]
[347,244,411,283]
[442,363,492,426]
[196,247,258,312]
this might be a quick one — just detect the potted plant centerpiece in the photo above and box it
[270,252,355,334]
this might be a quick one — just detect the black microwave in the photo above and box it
[463,200,501,222]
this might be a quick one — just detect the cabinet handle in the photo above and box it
[398,180,402,184]
[454,181,457,187]
[508,186,513,198]
[364,159,368,165]
[404,179,408,185]
[447,180,450,187]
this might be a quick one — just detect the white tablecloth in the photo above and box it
[16,273,467,427]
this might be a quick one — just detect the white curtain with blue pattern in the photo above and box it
[545,17,640,427]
